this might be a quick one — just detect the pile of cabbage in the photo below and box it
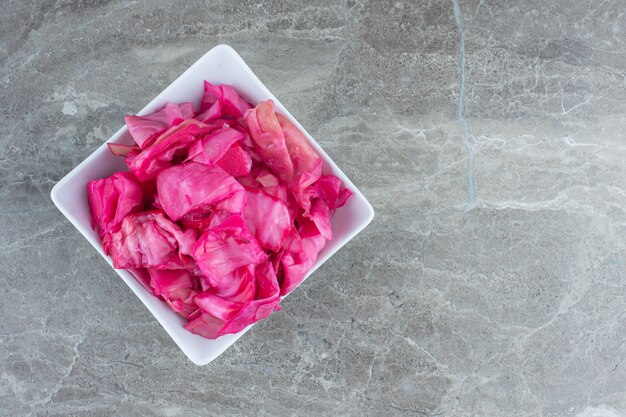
[87,82,351,339]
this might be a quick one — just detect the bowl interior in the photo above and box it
[51,44,374,365]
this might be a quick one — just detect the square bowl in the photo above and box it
[51,44,374,365]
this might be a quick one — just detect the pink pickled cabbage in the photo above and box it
[210,265,256,303]
[243,188,291,252]
[125,102,195,149]
[197,81,252,121]
[107,143,140,157]
[184,261,280,338]
[89,85,353,340]
[276,113,321,180]
[129,119,217,181]
[147,269,198,318]
[165,287,198,318]
[109,211,196,270]
[148,268,194,296]
[279,223,327,295]
[129,268,154,294]
[179,211,214,234]
[185,126,244,167]
[156,162,245,221]
[193,215,266,287]
[245,100,294,179]
[216,143,252,177]
[87,172,143,254]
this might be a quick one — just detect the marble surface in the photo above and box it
[2,0,626,416]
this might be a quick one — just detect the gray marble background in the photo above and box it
[2,1,626,416]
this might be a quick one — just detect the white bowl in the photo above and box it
[50,44,375,365]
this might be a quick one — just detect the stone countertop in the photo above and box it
[2,1,626,416]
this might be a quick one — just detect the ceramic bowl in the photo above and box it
[51,44,374,365]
